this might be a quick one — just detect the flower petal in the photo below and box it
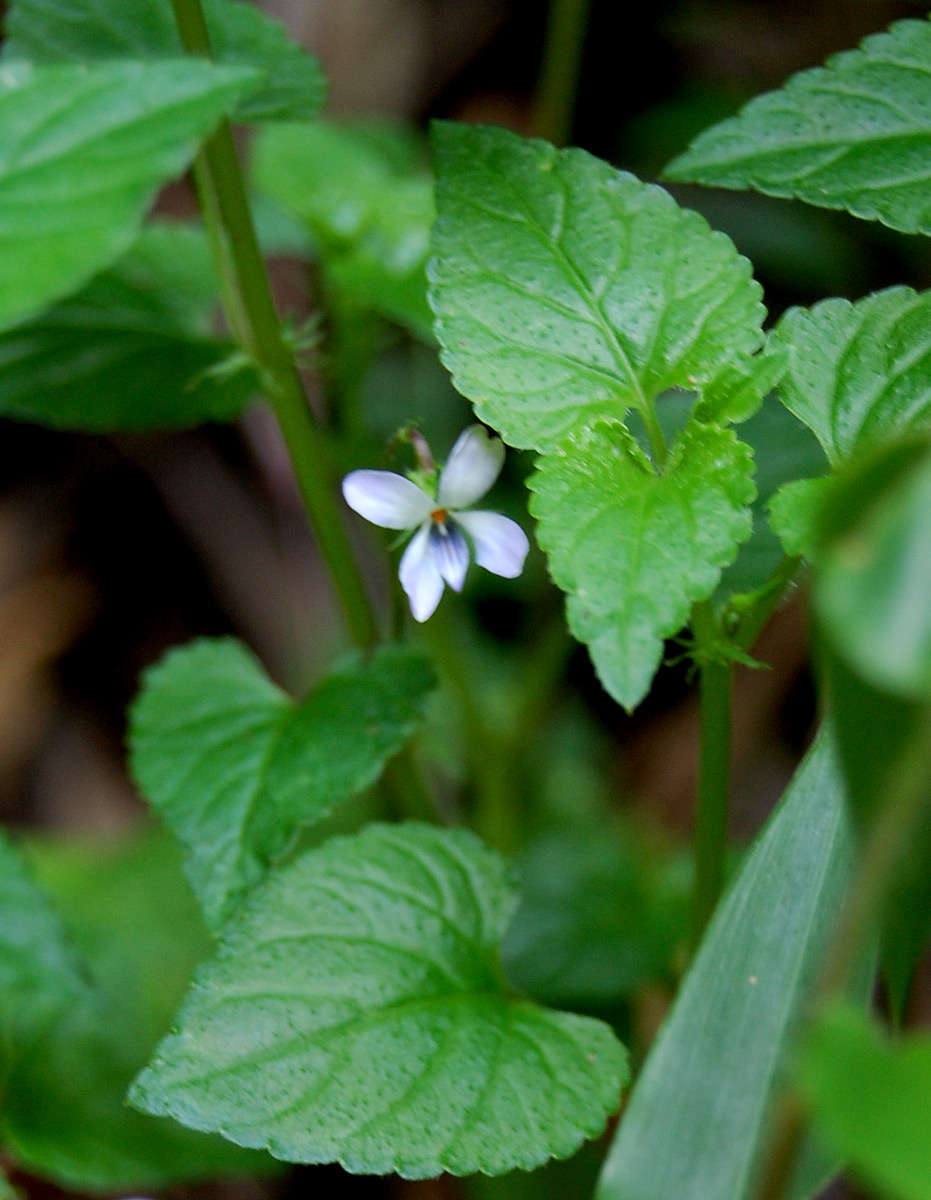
[342,470,432,530]
[437,425,505,508]
[429,520,470,592]
[399,523,445,621]
[456,511,530,579]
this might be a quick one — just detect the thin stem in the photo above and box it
[533,0,592,146]
[691,602,733,946]
[169,0,379,649]
[732,556,802,653]
[753,709,931,1200]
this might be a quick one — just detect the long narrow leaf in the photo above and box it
[596,731,855,1200]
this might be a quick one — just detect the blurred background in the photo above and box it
[0,1,929,1197]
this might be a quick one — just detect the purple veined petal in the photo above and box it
[437,425,505,508]
[399,522,445,621]
[456,511,530,578]
[342,470,432,530]
[429,520,470,592]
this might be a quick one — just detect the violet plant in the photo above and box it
[1,3,930,1200]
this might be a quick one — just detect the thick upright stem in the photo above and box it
[533,0,592,146]
[169,0,379,649]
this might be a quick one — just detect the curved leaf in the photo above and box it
[130,823,628,1178]
[529,420,755,710]
[772,287,931,466]
[130,640,434,931]
[429,121,765,452]
[0,831,88,1059]
[3,832,271,1191]
[4,0,325,124]
[665,17,931,235]
[0,223,256,430]
[816,434,931,702]
[802,1004,931,1200]
[0,59,255,333]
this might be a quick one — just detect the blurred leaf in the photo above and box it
[131,823,628,1177]
[429,121,766,453]
[0,59,255,334]
[4,0,325,123]
[771,288,931,467]
[251,122,434,337]
[825,650,931,1018]
[529,419,754,710]
[719,395,826,595]
[596,731,856,1200]
[815,437,931,1011]
[665,17,931,235]
[503,821,688,1007]
[768,476,831,561]
[0,222,256,430]
[130,639,435,931]
[816,435,931,699]
[802,1004,931,1200]
[0,830,88,1073]
[2,831,269,1190]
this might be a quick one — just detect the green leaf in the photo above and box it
[665,17,931,235]
[2,830,271,1190]
[130,639,435,931]
[718,395,825,595]
[429,121,765,453]
[4,0,325,124]
[596,731,856,1200]
[825,649,931,1019]
[529,420,755,710]
[251,121,434,338]
[816,435,931,700]
[0,830,88,1065]
[0,59,255,333]
[768,476,831,560]
[802,1004,931,1200]
[771,288,931,467]
[0,222,257,430]
[130,822,627,1178]
[503,821,688,1007]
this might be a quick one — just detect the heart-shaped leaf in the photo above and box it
[130,640,434,931]
[130,822,627,1178]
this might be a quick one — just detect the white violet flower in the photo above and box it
[342,425,530,622]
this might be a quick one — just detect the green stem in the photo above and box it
[533,0,592,146]
[732,556,801,653]
[753,709,931,1200]
[691,602,733,946]
[169,0,379,650]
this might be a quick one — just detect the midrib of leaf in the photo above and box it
[462,162,651,416]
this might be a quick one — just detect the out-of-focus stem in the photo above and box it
[533,0,592,146]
